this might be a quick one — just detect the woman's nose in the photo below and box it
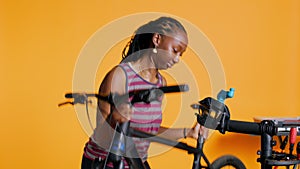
[173,54,180,63]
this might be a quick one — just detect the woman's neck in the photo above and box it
[129,55,159,83]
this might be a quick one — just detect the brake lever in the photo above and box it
[58,93,92,107]
[58,101,74,107]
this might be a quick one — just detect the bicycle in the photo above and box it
[59,84,246,169]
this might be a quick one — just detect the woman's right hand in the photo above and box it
[187,123,209,139]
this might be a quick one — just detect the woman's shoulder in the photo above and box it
[99,64,127,94]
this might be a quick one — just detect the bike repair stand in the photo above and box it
[256,119,300,169]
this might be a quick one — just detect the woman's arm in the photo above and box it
[93,66,132,148]
[158,124,208,140]
[158,74,208,140]
[96,66,131,126]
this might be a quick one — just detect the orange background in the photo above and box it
[1,1,299,169]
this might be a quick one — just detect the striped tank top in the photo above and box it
[83,62,163,167]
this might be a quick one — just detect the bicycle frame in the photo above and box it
[82,120,212,169]
[128,125,211,169]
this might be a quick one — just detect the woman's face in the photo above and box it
[154,30,188,70]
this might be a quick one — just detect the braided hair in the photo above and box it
[121,17,187,63]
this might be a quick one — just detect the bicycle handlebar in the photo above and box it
[60,84,189,106]
[60,84,190,169]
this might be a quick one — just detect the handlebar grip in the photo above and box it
[65,93,76,98]
[226,120,277,136]
[158,84,189,93]
[226,120,261,135]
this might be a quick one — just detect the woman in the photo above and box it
[81,16,206,169]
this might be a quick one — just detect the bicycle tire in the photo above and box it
[210,155,246,169]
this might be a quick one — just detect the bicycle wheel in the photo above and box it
[210,155,246,169]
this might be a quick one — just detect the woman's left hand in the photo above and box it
[187,123,209,139]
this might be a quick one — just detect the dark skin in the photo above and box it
[93,30,208,142]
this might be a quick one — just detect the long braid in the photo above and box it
[121,17,187,63]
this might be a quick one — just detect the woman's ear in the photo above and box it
[152,33,161,47]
